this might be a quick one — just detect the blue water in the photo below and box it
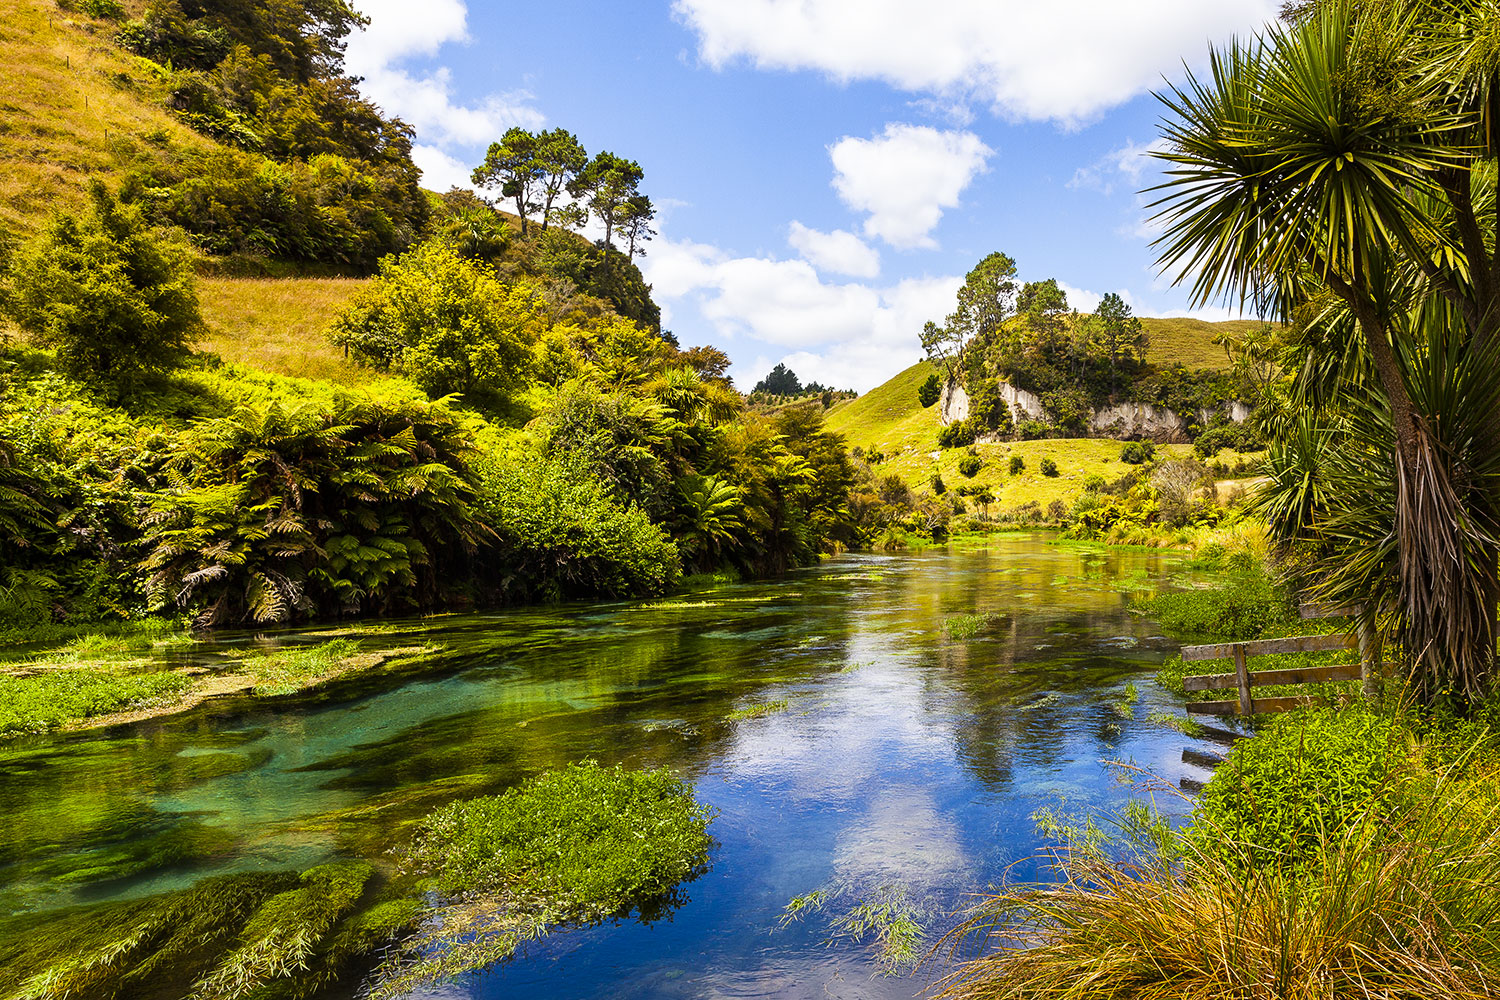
[0,536,1229,998]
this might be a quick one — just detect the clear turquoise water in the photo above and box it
[0,535,1229,998]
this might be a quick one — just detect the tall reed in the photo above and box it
[934,773,1500,1000]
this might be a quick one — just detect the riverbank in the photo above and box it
[0,630,440,739]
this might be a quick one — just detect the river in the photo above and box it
[0,534,1231,998]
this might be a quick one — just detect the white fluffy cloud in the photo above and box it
[829,124,993,249]
[346,1,543,184]
[643,237,960,390]
[674,0,1279,124]
[787,222,881,278]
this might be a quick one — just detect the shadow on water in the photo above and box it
[0,534,1229,998]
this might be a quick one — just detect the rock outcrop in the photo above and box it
[938,379,1246,445]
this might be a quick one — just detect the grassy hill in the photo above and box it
[0,0,217,237]
[826,316,1264,513]
[197,277,371,383]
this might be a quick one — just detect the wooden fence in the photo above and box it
[1179,605,1383,717]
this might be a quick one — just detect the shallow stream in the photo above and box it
[0,535,1233,998]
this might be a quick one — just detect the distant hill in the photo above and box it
[823,315,1263,509]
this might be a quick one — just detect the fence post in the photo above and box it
[1232,643,1252,715]
[1358,624,1382,705]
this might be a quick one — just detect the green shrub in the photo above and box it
[1120,440,1157,465]
[937,418,977,449]
[327,241,531,405]
[917,373,942,408]
[1193,708,1401,866]
[1141,569,1294,643]
[477,453,680,600]
[1082,473,1107,492]
[931,473,947,495]
[1009,455,1025,474]
[387,762,714,994]
[78,0,125,19]
[957,454,982,478]
[1040,456,1059,477]
[3,184,199,387]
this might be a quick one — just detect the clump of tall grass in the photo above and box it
[935,766,1500,1000]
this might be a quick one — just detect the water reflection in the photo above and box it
[0,535,1220,997]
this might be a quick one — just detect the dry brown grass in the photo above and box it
[0,0,214,237]
[196,277,372,383]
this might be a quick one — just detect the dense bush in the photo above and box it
[3,184,199,387]
[937,418,978,449]
[327,242,532,406]
[1009,455,1025,474]
[1040,456,1059,477]
[1141,568,1295,642]
[1193,417,1266,458]
[1120,440,1156,465]
[1194,708,1401,866]
[958,453,982,478]
[477,453,679,600]
[142,393,485,624]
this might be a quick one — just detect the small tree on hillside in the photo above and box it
[534,128,588,232]
[1093,292,1147,393]
[917,372,942,408]
[754,363,802,396]
[3,181,199,388]
[472,127,542,236]
[921,251,1019,378]
[569,152,644,255]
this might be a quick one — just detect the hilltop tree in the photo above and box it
[472,127,542,236]
[921,251,1019,377]
[534,128,588,231]
[619,194,657,261]
[754,363,802,396]
[3,182,200,388]
[1093,292,1147,392]
[570,152,644,254]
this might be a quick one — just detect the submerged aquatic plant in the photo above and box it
[370,761,715,998]
[0,862,378,1000]
[725,698,790,721]
[944,613,996,641]
[779,881,928,975]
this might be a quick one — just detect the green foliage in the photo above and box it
[477,452,680,600]
[1040,456,1059,477]
[917,372,942,408]
[0,666,191,738]
[1119,440,1155,465]
[958,453,982,478]
[244,638,360,695]
[1141,569,1295,644]
[1193,709,1400,867]
[142,392,484,625]
[937,418,978,449]
[726,698,789,721]
[0,864,379,999]
[326,241,531,405]
[931,472,947,495]
[3,183,199,387]
[386,762,714,994]
[1009,455,1025,475]
[105,0,428,269]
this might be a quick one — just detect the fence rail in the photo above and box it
[1178,605,1381,717]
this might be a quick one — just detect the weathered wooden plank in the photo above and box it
[1182,662,1363,692]
[1186,695,1327,716]
[1194,723,1249,745]
[1181,633,1356,662]
[1300,602,1361,620]
[1182,748,1224,769]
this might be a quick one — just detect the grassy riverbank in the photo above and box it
[0,630,438,738]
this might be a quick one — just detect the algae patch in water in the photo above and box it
[725,698,790,722]
[0,862,381,999]
[943,613,997,641]
[369,760,715,998]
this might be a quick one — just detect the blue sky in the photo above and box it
[344,0,1280,391]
